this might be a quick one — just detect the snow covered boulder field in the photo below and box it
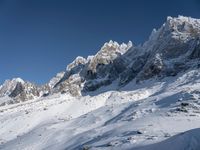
[1,16,200,150]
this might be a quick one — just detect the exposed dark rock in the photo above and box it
[190,40,200,59]
[84,79,112,92]
[137,54,164,80]
[9,82,24,97]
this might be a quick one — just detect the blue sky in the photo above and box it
[0,0,200,84]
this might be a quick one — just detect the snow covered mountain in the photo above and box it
[44,15,200,97]
[1,16,200,150]
[0,78,40,105]
[1,16,200,102]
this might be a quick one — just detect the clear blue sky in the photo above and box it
[0,0,200,84]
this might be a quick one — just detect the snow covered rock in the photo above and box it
[0,78,40,103]
[52,40,133,95]
[66,56,87,71]
[48,72,65,88]
[0,78,25,97]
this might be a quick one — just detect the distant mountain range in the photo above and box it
[1,15,200,105]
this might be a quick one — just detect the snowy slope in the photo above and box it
[1,68,200,150]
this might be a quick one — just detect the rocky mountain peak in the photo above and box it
[48,72,65,88]
[0,77,40,104]
[12,78,25,84]
[87,40,132,72]
[150,16,200,43]
[66,56,87,71]
[0,78,25,97]
[101,40,132,54]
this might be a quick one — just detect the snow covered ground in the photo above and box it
[1,69,200,150]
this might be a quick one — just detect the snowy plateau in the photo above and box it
[1,16,200,150]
